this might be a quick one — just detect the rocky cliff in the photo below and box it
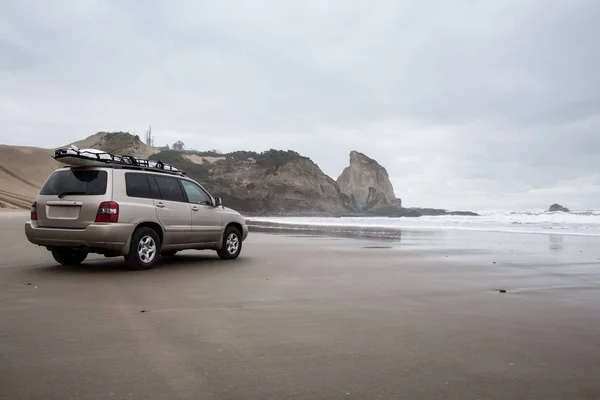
[150,149,353,214]
[0,131,350,213]
[0,132,478,217]
[337,151,401,211]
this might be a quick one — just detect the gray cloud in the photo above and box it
[1,0,599,210]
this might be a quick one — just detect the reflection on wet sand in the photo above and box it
[248,220,404,243]
[550,234,564,251]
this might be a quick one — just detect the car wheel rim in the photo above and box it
[226,233,239,254]
[138,236,156,263]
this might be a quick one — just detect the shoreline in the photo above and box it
[4,208,599,237]
[246,217,600,238]
[241,207,480,218]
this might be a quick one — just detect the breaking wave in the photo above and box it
[247,210,600,237]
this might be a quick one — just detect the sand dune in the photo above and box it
[184,154,226,164]
[0,145,59,209]
[0,132,157,209]
[67,131,156,158]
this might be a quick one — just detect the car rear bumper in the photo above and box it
[24,221,135,255]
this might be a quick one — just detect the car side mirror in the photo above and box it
[215,197,223,207]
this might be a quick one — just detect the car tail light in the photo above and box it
[95,201,119,223]
[30,201,37,221]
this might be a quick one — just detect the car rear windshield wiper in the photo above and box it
[57,191,86,198]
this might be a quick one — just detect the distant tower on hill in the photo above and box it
[145,125,154,147]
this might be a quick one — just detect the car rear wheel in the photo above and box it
[217,226,242,260]
[51,248,88,266]
[125,227,161,270]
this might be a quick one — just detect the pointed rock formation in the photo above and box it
[337,151,401,211]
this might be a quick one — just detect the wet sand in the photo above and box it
[1,212,600,399]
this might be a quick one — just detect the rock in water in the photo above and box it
[548,203,570,212]
[337,151,400,211]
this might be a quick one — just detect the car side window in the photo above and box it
[180,180,212,205]
[153,176,185,202]
[125,173,151,198]
[148,175,161,199]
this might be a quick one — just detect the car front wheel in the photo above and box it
[217,226,242,260]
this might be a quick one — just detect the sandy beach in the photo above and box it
[1,211,600,399]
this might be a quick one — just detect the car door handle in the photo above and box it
[156,202,165,208]
[191,206,199,212]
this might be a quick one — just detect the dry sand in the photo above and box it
[1,213,600,399]
[184,154,226,164]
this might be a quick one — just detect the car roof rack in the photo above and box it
[53,146,186,176]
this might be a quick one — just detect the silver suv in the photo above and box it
[24,165,248,270]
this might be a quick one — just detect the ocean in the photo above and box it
[247,210,600,237]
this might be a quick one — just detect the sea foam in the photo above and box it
[248,210,600,237]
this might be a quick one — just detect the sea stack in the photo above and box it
[548,203,570,212]
[337,151,401,211]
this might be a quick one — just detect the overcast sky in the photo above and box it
[1,0,599,210]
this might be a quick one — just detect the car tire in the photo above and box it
[124,227,161,270]
[217,226,242,260]
[161,250,178,257]
[51,248,88,266]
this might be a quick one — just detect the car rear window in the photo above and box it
[40,170,108,196]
